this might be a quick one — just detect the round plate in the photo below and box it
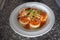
[9,2,55,37]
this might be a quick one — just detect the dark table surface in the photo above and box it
[0,0,60,40]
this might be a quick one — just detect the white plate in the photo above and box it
[9,2,55,37]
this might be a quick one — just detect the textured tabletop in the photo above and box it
[0,0,60,40]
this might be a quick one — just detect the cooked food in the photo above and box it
[29,19,41,28]
[19,16,29,25]
[18,8,47,30]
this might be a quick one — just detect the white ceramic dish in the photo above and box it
[9,2,55,37]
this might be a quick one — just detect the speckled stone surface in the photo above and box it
[0,0,60,40]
